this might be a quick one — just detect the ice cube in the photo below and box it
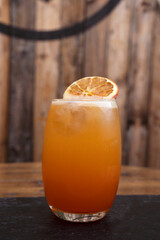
[52,103,87,135]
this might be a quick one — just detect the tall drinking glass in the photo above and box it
[42,99,121,222]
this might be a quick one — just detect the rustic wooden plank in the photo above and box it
[8,0,35,162]
[126,0,157,166]
[84,0,110,77]
[0,0,10,162]
[34,0,61,162]
[148,6,160,168]
[105,0,132,164]
[0,162,43,197]
[126,120,148,166]
[84,0,132,164]
[58,0,86,97]
[0,163,160,197]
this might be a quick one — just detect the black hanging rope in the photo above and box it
[0,0,121,41]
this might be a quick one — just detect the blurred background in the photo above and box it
[0,0,160,168]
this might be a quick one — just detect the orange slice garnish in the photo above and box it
[63,76,119,99]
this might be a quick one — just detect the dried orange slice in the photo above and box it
[63,76,119,99]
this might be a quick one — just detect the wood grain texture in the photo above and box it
[0,163,160,197]
[106,0,132,164]
[58,0,86,97]
[126,0,157,166]
[8,0,35,162]
[0,0,160,167]
[148,5,160,168]
[0,0,10,162]
[84,0,110,77]
[0,163,43,197]
[34,0,61,162]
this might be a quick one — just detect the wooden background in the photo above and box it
[0,0,160,168]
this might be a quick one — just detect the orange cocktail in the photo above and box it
[43,99,121,222]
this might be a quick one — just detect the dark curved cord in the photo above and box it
[0,0,121,41]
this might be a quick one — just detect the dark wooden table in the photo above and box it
[0,163,160,197]
[0,163,160,240]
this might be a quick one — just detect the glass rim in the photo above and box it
[52,98,116,102]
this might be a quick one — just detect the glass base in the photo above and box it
[49,206,107,222]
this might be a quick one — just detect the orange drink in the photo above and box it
[43,99,121,222]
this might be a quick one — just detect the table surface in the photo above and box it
[1,196,160,240]
[0,163,160,197]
